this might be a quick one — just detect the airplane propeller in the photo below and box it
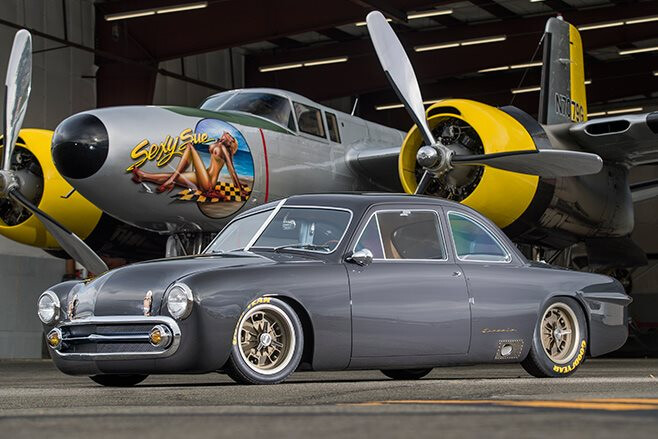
[0,30,108,274]
[365,11,603,195]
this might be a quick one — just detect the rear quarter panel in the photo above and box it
[464,262,628,361]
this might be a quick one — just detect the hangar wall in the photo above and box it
[0,0,97,358]
[0,1,246,359]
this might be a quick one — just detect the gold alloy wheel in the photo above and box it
[237,304,296,375]
[540,302,580,364]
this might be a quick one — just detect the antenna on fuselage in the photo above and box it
[351,97,359,116]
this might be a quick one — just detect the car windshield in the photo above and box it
[205,210,273,254]
[200,92,295,131]
[205,207,351,254]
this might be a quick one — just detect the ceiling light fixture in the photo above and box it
[511,86,541,94]
[105,10,155,21]
[355,18,392,26]
[376,99,445,111]
[478,66,510,73]
[625,16,658,25]
[478,62,542,73]
[579,15,658,31]
[156,2,208,15]
[588,107,644,117]
[510,62,543,69]
[407,9,453,20]
[105,2,208,21]
[375,103,405,111]
[260,57,348,73]
[302,57,349,67]
[606,107,643,115]
[619,46,658,55]
[415,35,506,52]
[259,63,304,73]
[578,21,624,31]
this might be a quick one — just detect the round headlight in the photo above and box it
[166,283,193,320]
[37,291,60,324]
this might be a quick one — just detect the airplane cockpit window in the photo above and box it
[326,112,341,143]
[199,93,234,111]
[200,92,296,131]
[294,102,326,139]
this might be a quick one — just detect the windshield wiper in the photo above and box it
[272,244,331,253]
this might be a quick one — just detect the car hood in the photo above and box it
[68,252,292,318]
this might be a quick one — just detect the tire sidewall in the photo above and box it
[532,296,588,377]
[230,297,304,384]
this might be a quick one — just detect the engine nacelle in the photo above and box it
[0,129,103,249]
[399,99,540,229]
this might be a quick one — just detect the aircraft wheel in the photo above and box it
[522,297,588,378]
[227,298,303,385]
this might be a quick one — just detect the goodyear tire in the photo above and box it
[227,297,303,385]
[381,368,432,380]
[522,297,588,378]
[89,374,148,387]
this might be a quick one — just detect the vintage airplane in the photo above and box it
[0,14,656,280]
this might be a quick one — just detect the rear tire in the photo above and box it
[522,297,588,378]
[89,374,148,387]
[381,368,432,380]
[227,297,303,385]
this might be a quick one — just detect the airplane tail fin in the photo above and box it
[538,17,587,124]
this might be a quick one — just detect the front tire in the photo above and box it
[381,368,432,380]
[227,298,304,385]
[522,297,588,378]
[89,374,148,387]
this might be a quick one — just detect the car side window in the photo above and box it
[448,212,510,262]
[354,210,447,260]
[293,102,326,138]
[326,112,341,143]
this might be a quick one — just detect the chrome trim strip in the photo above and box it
[51,316,181,361]
[244,199,287,250]
[64,334,151,343]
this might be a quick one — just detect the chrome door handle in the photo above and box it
[452,271,462,277]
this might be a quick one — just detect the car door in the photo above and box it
[346,206,471,358]
[444,209,537,358]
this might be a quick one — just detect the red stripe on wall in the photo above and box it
[259,128,269,202]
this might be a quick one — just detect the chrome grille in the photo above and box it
[51,316,181,360]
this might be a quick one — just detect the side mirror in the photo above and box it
[346,248,373,266]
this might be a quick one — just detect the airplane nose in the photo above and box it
[52,113,109,179]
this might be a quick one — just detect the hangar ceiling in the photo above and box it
[93,0,658,130]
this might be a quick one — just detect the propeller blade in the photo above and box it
[2,29,32,172]
[366,11,436,147]
[414,170,433,195]
[8,189,108,274]
[451,149,603,177]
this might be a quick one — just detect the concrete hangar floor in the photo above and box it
[1,359,657,439]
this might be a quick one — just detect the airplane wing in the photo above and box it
[568,112,658,166]
[345,145,403,192]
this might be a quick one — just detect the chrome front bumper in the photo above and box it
[50,315,181,361]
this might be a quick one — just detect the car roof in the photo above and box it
[283,193,465,210]
[232,193,477,223]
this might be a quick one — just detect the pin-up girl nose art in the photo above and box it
[128,119,255,219]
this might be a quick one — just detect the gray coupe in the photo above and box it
[38,194,631,385]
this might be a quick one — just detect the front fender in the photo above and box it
[182,262,351,371]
